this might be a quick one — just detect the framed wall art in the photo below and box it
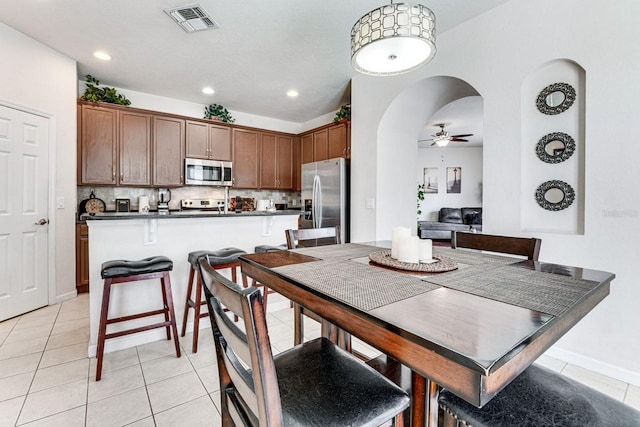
[446,167,461,194]
[423,167,439,193]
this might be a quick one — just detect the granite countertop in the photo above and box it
[81,209,302,220]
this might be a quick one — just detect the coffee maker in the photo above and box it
[157,188,171,213]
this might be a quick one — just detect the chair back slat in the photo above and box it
[452,231,542,260]
[198,256,283,426]
[286,226,341,249]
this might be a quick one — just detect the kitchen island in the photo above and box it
[84,210,299,357]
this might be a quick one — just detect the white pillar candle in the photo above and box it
[419,239,433,262]
[398,236,420,264]
[391,226,411,259]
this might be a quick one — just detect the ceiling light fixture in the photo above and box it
[434,135,450,147]
[351,2,436,76]
[202,87,215,95]
[287,90,299,97]
[93,51,111,61]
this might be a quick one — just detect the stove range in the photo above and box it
[180,198,226,212]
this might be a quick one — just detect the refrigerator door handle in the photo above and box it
[315,175,322,227]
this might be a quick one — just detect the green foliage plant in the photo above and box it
[417,183,425,216]
[80,75,131,106]
[204,104,235,123]
[333,104,351,123]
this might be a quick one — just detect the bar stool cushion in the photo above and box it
[101,256,173,279]
[187,248,246,269]
[254,244,287,253]
[438,364,640,427]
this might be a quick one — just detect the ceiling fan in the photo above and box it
[421,123,474,147]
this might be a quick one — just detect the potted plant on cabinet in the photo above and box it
[204,104,235,123]
[80,75,131,106]
[333,104,351,123]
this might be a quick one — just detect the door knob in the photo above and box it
[35,218,49,225]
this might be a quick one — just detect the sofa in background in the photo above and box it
[418,207,482,240]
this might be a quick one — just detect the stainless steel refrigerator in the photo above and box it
[301,157,349,243]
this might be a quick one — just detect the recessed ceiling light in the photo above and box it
[287,90,299,97]
[93,51,111,61]
[202,87,215,95]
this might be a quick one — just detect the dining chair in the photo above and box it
[198,256,410,427]
[451,231,542,260]
[285,226,343,347]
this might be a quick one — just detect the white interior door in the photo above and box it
[0,104,50,321]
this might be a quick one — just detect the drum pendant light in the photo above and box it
[351,2,436,76]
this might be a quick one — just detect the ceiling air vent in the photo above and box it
[164,4,219,33]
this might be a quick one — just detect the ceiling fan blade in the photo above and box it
[430,141,437,146]
[451,133,473,138]
[450,138,469,142]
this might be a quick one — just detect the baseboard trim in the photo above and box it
[55,290,78,305]
[545,346,640,387]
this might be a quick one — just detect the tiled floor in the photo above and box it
[1,294,638,426]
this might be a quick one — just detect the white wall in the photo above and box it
[351,0,640,384]
[417,147,483,221]
[0,22,78,303]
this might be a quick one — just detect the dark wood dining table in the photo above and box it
[240,242,614,427]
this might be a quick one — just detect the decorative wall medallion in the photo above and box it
[536,132,576,164]
[535,180,575,211]
[536,82,576,115]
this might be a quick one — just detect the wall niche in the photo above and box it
[521,59,585,234]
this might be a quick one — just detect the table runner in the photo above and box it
[291,243,381,261]
[433,246,524,266]
[422,265,600,316]
[273,258,440,311]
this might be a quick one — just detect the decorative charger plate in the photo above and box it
[369,250,458,273]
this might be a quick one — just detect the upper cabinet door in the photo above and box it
[79,105,118,185]
[209,124,232,161]
[313,128,329,161]
[292,136,301,191]
[153,116,185,186]
[328,122,348,159]
[259,133,278,189]
[301,133,313,164]
[119,111,151,186]
[185,120,209,159]
[232,128,260,188]
[276,135,293,190]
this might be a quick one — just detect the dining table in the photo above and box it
[239,241,615,427]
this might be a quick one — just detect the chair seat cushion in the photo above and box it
[438,364,640,427]
[101,256,173,279]
[274,338,410,427]
[187,248,246,268]
[254,244,287,253]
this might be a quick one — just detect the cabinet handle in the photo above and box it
[112,170,116,182]
[120,172,124,181]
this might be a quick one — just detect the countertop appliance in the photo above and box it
[185,158,232,186]
[181,198,226,212]
[302,157,349,242]
[158,188,171,212]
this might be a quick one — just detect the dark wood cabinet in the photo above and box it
[153,116,185,186]
[119,111,151,186]
[328,122,349,159]
[186,121,231,161]
[260,134,293,189]
[76,223,89,293]
[301,133,313,164]
[293,136,301,191]
[232,128,260,188]
[313,128,329,161]
[300,121,350,165]
[79,104,118,185]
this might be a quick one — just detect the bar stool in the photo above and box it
[96,256,180,381]
[181,248,248,353]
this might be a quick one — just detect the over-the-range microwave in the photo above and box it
[185,158,233,186]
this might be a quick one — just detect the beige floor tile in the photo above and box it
[0,371,34,401]
[0,317,19,333]
[46,327,90,351]
[196,364,220,393]
[0,353,41,379]
[39,342,88,369]
[535,354,567,372]
[141,353,193,385]
[86,387,151,427]
[0,396,25,427]
[124,417,155,427]
[0,336,47,361]
[55,309,89,323]
[179,330,214,351]
[30,359,90,393]
[20,406,86,427]
[147,371,207,414]
[88,347,139,377]
[269,308,294,324]
[18,379,87,425]
[136,338,179,363]
[154,395,221,427]
[88,364,144,403]
[561,364,628,401]
[14,314,57,331]
[185,341,217,369]
[4,324,53,345]
[210,391,222,415]
[625,384,640,410]
[51,319,89,336]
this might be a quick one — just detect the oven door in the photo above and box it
[221,161,233,186]
[185,158,223,186]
